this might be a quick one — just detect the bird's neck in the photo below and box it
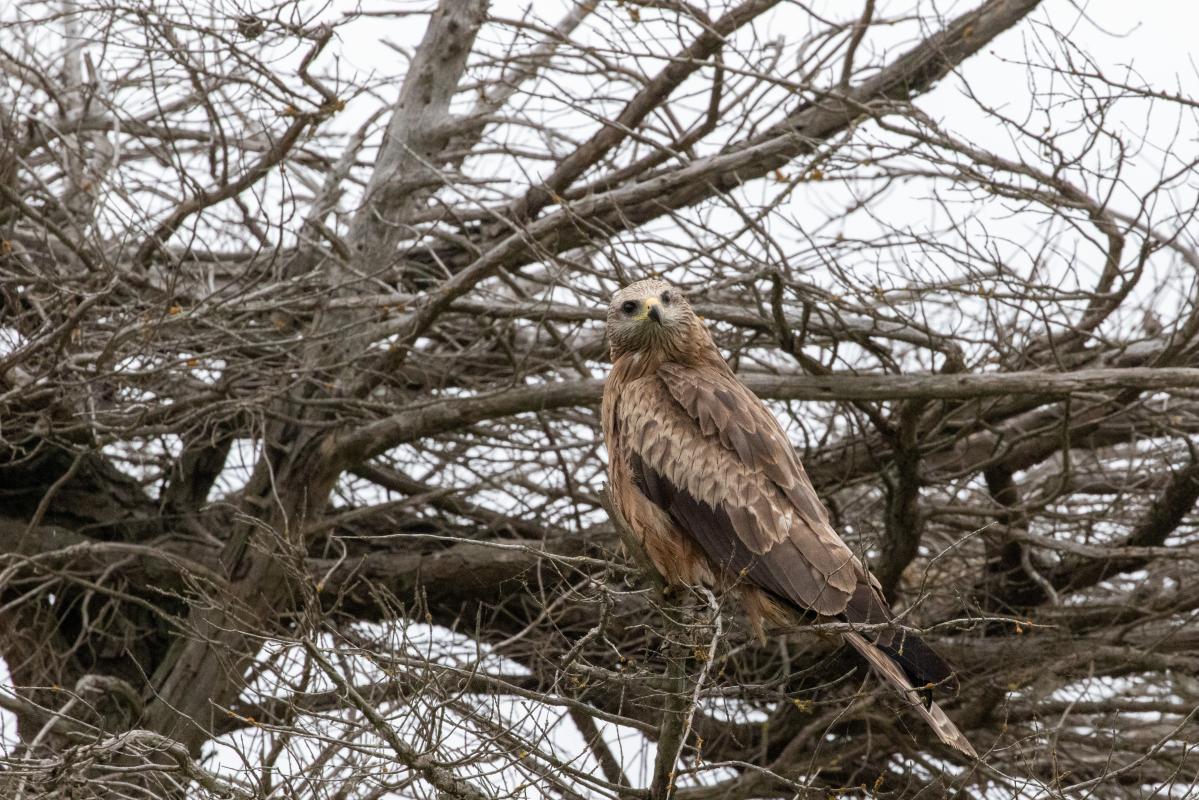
[611,321,731,379]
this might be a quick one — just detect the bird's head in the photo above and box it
[606,278,699,360]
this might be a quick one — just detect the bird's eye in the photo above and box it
[620,300,638,315]
[660,292,672,305]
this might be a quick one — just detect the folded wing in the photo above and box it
[615,362,976,757]
[616,364,861,616]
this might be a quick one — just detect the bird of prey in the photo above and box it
[601,278,977,758]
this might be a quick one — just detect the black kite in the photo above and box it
[602,278,976,758]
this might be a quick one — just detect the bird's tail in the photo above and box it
[843,631,978,759]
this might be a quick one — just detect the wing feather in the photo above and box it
[630,451,836,613]
[616,371,859,614]
[655,363,860,589]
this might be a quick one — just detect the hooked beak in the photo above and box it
[637,297,663,325]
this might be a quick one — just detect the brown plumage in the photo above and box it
[602,279,977,759]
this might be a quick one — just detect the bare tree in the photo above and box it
[1,0,1198,797]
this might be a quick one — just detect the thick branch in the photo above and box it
[347,0,488,273]
[333,367,1199,466]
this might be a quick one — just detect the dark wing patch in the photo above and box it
[655,363,860,587]
[630,451,851,616]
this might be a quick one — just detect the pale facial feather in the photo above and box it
[606,279,697,361]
